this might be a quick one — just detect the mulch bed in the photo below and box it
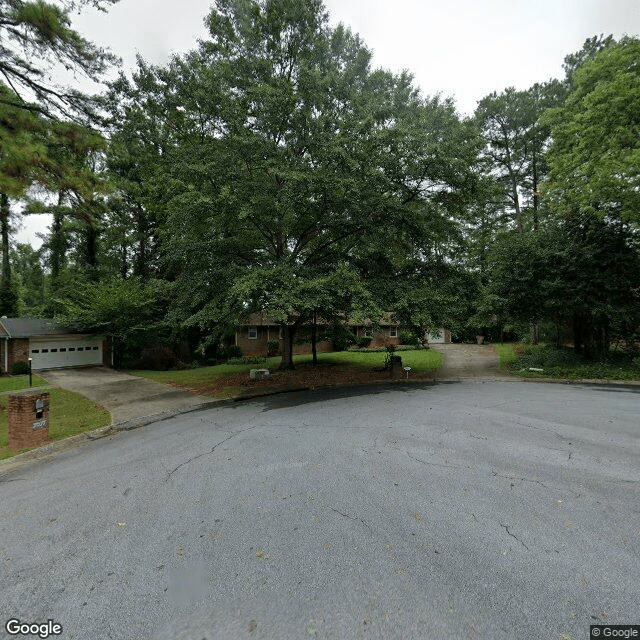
[172,363,436,397]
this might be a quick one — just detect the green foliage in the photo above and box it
[223,345,243,360]
[544,37,640,223]
[227,356,267,365]
[11,361,31,375]
[507,344,640,380]
[399,330,419,345]
[356,335,373,348]
[486,212,640,357]
[53,275,169,366]
[348,344,425,353]
[328,322,356,352]
[266,340,280,357]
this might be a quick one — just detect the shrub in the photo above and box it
[356,335,373,348]
[223,345,243,360]
[348,345,424,353]
[11,361,31,375]
[329,322,356,352]
[134,346,178,371]
[400,330,419,345]
[267,340,280,357]
[227,356,267,365]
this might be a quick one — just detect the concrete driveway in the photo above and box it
[39,366,213,424]
[431,343,509,380]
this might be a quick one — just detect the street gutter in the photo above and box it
[1,375,637,476]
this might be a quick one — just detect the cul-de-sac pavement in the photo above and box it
[1,351,639,639]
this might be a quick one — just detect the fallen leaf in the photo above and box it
[324,543,333,550]
[256,549,265,559]
[248,620,257,633]
[177,547,184,556]
[560,633,570,640]
[307,620,317,635]
[117,522,126,528]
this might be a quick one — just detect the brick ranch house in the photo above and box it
[235,313,451,358]
[0,318,112,373]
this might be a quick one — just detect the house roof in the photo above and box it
[0,318,74,338]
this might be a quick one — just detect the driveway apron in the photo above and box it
[431,343,510,380]
[39,367,212,424]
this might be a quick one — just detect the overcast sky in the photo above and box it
[17,0,640,247]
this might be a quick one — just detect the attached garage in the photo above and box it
[0,318,110,373]
[29,338,103,370]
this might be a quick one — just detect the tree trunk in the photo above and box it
[530,320,540,345]
[86,221,98,281]
[532,147,539,231]
[0,193,17,316]
[1,193,10,282]
[311,312,318,365]
[134,204,148,279]
[573,314,582,354]
[50,192,66,287]
[279,324,296,370]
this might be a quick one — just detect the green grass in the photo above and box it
[0,387,112,461]
[493,343,519,371]
[0,374,48,394]
[129,348,444,387]
[498,343,640,381]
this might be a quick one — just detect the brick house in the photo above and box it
[235,313,334,358]
[235,313,450,357]
[0,318,112,373]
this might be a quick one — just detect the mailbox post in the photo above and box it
[8,389,50,450]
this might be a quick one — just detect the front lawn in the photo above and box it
[0,387,112,461]
[495,343,640,380]
[129,348,443,394]
[0,374,48,393]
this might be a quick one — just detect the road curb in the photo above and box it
[1,374,636,476]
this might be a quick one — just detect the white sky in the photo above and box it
[17,0,640,248]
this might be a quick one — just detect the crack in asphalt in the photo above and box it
[326,506,372,532]
[165,425,259,480]
[490,470,581,496]
[500,522,529,550]
[405,451,467,471]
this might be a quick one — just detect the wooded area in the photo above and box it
[1,0,638,368]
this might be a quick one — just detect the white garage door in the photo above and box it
[30,338,103,370]
[428,329,446,344]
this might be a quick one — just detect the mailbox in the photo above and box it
[8,390,50,450]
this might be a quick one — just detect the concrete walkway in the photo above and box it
[431,343,510,380]
[39,367,212,424]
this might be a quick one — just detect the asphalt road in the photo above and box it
[1,381,638,640]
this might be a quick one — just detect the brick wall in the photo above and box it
[237,327,334,357]
[8,338,29,373]
[8,390,50,450]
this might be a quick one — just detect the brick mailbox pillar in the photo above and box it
[8,390,50,450]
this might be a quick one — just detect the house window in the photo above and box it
[389,327,398,338]
[31,349,39,354]
[77,347,83,351]
[60,348,67,352]
[93,346,99,351]
[363,327,373,337]
[248,327,258,340]
[69,348,75,351]
[51,349,58,353]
